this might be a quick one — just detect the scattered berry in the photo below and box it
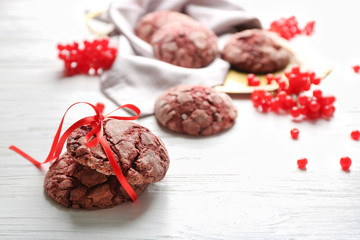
[269,16,315,40]
[247,74,261,86]
[297,158,308,169]
[351,130,360,140]
[353,65,360,73]
[302,21,315,36]
[57,38,117,76]
[290,128,299,139]
[266,74,274,84]
[340,157,352,171]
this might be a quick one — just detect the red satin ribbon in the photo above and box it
[9,102,141,202]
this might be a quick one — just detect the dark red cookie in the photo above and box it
[151,21,219,68]
[155,85,237,136]
[44,153,147,209]
[222,29,291,74]
[67,119,170,185]
[135,11,197,43]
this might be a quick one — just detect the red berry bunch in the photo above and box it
[57,38,117,76]
[281,66,321,95]
[251,66,336,121]
[251,90,274,112]
[251,90,296,113]
[269,16,315,40]
[292,90,336,119]
[352,65,360,73]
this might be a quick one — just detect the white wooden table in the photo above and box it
[1,0,360,239]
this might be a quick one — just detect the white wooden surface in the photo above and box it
[1,0,360,239]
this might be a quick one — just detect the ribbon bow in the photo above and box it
[9,102,141,202]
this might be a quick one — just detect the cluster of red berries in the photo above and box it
[293,89,336,119]
[282,66,321,94]
[251,66,335,120]
[269,16,315,40]
[248,66,321,93]
[251,89,294,112]
[352,65,360,73]
[251,89,335,120]
[296,157,352,170]
[57,38,117,76]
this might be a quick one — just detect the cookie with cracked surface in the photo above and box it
[135,10,197,43]
[154,85,237,136]
[151,21,219,68]
[67,119,170,185]
[222,29,291,74]
[44,153,147,209]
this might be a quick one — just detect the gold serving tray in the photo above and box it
[215,33,332,94]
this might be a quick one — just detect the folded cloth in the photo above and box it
[100,0,261,117]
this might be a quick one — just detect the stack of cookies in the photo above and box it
[44,119,170,209]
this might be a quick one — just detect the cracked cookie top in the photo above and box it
[135,10,197,44]
[222,29,291,74]
[44,153,147,209]
[151,21,219,68]
[154,85,237,136]
[66,119,170,185]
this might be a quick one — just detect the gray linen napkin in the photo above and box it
[100,0,261,117]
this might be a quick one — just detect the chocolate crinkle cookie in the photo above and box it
[135,11,197,43]
[151,21,219,68]
[155,85,237,136]
[67,119,170,185]
[222,29,291,74]
[44,153,147,209]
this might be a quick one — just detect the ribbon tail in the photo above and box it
[10,115,98,167]
[9,145,42,167]
[99,137,137,202]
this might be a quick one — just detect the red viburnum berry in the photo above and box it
[353,65,360,73]
[340,157,352,171]
[297,158,308,169]
[290,128,299,139]
[351,130,360,140]
[269,16,315,40]
[57,38,117,76]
